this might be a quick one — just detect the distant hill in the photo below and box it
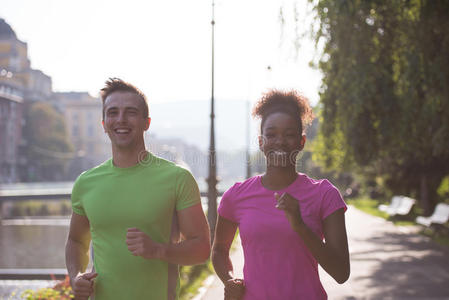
[148,99,260,152]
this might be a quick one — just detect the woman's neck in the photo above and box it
[262,166,298,190]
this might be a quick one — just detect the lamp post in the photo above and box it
[207,0,218,243]
[246,99,251,179]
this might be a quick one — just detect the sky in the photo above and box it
[1,0,321,102]
[1,0,323,150]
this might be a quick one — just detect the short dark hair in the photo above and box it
[252,89,314,134]
[100,77,149,119]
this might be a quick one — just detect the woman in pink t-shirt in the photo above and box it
[212,90,350,300]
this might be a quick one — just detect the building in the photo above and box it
[0,19,26,183]
[0,18,52,103]
[53,92,110,178]
[24,68,52,102]
[0,18,58,182]
[0,18,202,182]
[0,79,24,183]
[0,19,29,79]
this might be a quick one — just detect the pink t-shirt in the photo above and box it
[218,174,346,300]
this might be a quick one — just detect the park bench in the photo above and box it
[416,203,449,227]
[378,196,416,217]
[378,196,403,215]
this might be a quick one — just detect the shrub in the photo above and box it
[19,276,73,300]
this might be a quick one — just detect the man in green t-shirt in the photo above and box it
[65,78,210,300]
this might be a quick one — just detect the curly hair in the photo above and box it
[100,77,149,119]
[252,89,314,134]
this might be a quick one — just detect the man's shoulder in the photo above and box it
[75,159,112,183]
[146,154,190,174]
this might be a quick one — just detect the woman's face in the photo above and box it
[259,112,306,168]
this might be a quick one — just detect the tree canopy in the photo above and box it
[310,0,449,213]
[22,102,73,181]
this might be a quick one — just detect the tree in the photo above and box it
[21,102,73,181]
[309,0,449,214]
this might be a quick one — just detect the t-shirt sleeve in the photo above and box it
[320,180,347,220]
[175,167,201,211]
[217,184,238,223]
[71,174,86,216]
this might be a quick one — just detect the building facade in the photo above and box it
[53,92,110,178]
[1,18,197,182]
[0,19,26,183]
[0,18,56,183]
[0,83,24,183]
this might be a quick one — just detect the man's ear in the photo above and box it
[145,117,151,131]
[102,120,106,132]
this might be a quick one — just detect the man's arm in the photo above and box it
[65,212,97,299]
[126,203,210,265]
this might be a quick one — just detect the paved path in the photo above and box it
[200,205,449,299]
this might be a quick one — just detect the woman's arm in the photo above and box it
[212,216,245,299]
[276,193,350,283]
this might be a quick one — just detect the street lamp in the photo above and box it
[207,0,218,243]
[246,100,251,179]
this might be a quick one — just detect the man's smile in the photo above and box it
[114,128,131,134]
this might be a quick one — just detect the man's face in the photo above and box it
[102,91,150,150]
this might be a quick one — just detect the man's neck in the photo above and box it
[111,145,147,168]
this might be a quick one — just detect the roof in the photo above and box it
[0,18,17,40]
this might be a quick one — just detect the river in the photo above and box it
[0,197,213,299]
[0,218,69,299]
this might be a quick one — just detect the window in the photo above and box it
[87,124,94,137]
[72,125,79,136]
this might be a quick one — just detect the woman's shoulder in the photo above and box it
[298,173,338,192]
[224,175,261,196]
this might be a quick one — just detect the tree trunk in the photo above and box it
[420,174,431,215]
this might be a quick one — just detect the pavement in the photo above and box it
[199,205,449,300]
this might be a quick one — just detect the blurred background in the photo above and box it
[0,0,448,299]
[0,0,321,187]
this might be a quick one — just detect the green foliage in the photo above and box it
[347,196,389,219]
[310,0,449,212]
[20,287,73,300]
[179,261,213,300]
[437,176,449,202]
[420,227,449,247]
[18,277,73,299]
[22,102,73,181]
[349,197,449,246]
[11,264,212,300]
[347,196,416,226]
[9,200,71,217]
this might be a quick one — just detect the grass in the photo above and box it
[347,196,449,247]
[347,197,389,219]
[420,227,449,247]
[179,261,214,300]
[8,199,72,217]
[180,230,240,299]
[346,196,416,226]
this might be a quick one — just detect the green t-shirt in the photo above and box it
[71,153,201,300]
